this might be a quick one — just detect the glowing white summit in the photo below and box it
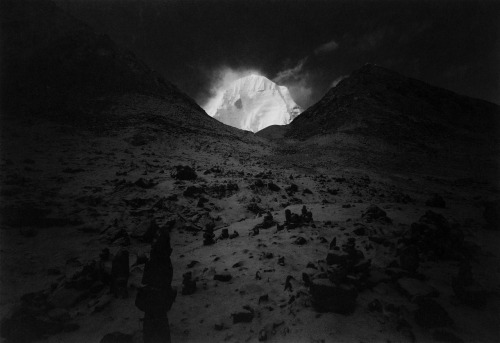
[210,74,302,132]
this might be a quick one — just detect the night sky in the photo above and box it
[56,0,500,110]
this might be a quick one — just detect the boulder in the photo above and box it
[232,310,254,323]
[309,279,357,314]
[267,182,281,192]
[293,236,307,245]
[326,251,349,265]
[214,273,232,282]
[172,165,197,180]
[362,205,392,223]
[130,220,158,242]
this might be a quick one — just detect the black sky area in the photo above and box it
[56,0,500,109]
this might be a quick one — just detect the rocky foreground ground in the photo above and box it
[1,111,499,343]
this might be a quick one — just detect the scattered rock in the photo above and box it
[285,184,298,195]
[326,251,349,265]
[130,220,159,242]
[254,212,276,230]
[172,165,197,180]
[182,272,197,295]
[293,237,307,245]
[187,260,199,268]
[362,205,392,223]
[309,279,357,314]
[214,273,232,282]
[409,211,464,259]
[278,256,285,266]
[203,223,215,245]
[232,309,254,323]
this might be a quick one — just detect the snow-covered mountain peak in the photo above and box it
[212,75,302,133]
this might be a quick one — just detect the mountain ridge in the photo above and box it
[258,64,499,142]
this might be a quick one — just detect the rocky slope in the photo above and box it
[258,64,500,183]
[0,0,249,141]
[283,64,499,141]
[212,75,301,133]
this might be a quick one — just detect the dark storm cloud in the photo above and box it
[58,0,500,109]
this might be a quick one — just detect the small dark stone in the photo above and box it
[362,205,391,223]
[293,236,307,245]
[182,272,197,295]
[232,310,254,324]
[214,273,232,282]
[329,237,337,249]
[326,251,349,265]
[268,182,281,192]
[197,197,209,207]
[353,226,366,236]
[172,165,197,180]
[219,228,229,239]
[258,294,269,304]
[187,260,199,268]
[278,256,285,266]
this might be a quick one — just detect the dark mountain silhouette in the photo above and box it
[0,0,250,140]
[284,64,499,142]
[258,64,499,180]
